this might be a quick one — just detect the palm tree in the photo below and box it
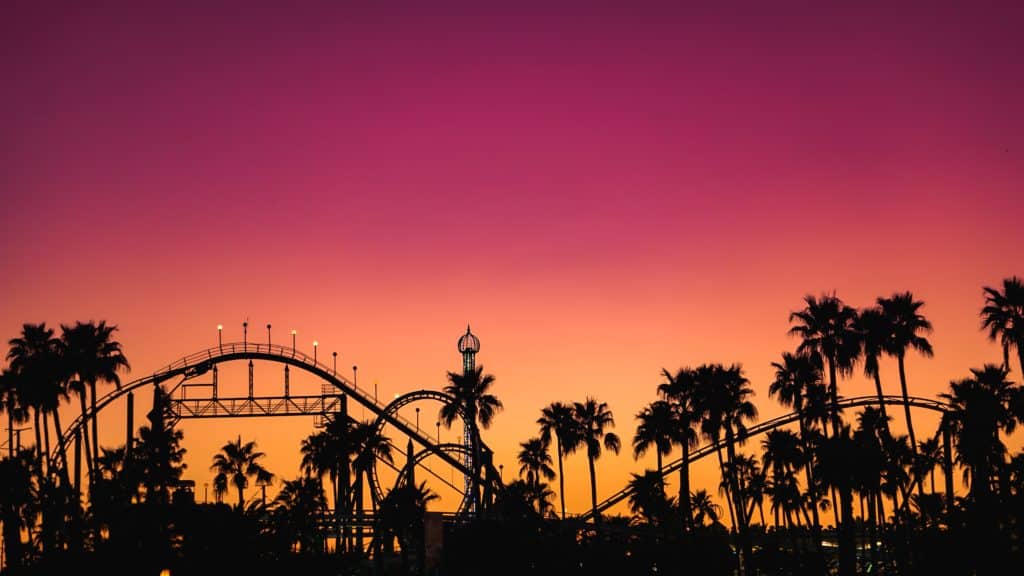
[940,365,1018,504]
[632,399,674,478]
[210,435,273,510]
[627,470,672,525]
[272,476,328,553]
[517,437,555,513]
[439,365,502,511]
[517,437,555,486]
[60,321,130,480]
[878,292,933,484]
[1,370,28,459]
[856,306,894,431]
[981,276,1024,375]
[657,367,701,529]
[918,437,942,494]
[0,449,35,569]
[573,397,621,522]
[7,323,68,481]
[762,429,805,528]
[697,363,757,576]
[768,352,823,536]
[789,294,860,576]
[349,419,392,551]
[537,401,579,520]
[691,489,723,527]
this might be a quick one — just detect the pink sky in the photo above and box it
[2,1,1023,514]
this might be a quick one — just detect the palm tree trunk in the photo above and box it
[588,450,599,523]
[355,470,365,553]
[828,357,857,576]
[90,381,100,474]
[6,403,14,457]
[716,447,737,529]
[51,408,72,490]
[872,371,890,436]
[237,483,244,510]
[725,429,754,576]
[680,438,692,530]
[897,354,924,501]
[33,408,42,464]
[77,394,93,478]
[42,411,51,471]
[797,415,823,553]
[556,438,566,520]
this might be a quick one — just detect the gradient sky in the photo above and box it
[2,1,1023,515]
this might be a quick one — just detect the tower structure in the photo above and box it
[456,325,480,510]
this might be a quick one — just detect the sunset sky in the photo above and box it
[2,1,1023,515]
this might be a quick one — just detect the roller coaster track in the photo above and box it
[579,394,951,521]
[54,342,500,507]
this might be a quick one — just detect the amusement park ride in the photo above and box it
[52,325,502,530]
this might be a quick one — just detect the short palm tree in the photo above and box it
[632,399,674,478]
[981,276,1024,375]
[439,365,502,511]
[573,397,621,522]
[691,489,723,527]
[210,435,273,510]
[627,470,672,524]
[517,437,555,486]
[537,401,579,519]
[272,476,327,553]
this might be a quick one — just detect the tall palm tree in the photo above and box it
[349,419,392,550]
[573,397,621,522]
[981,276,1024,375]
[439,365,502,511]
[856,306,894,431]
[789,294,860,576]
[657,367,700,529]
[537,401,579,520]
[1,370,28,459]
[768,352,823,536]
[60,321,130,479]
[7,323,67,478]
[878,291,933,483]
[210,435,273,510]
[697,363,757,576]
[918,437,942,494]
[632,399,674,478]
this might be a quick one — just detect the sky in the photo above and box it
[2,1,1023,516]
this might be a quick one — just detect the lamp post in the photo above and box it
[333,352,337,375]
[217,324,223,348]
[436,421,440,444]
[353,365,358,390]
[243,321,248,348]
[416,407,420,433]
[313,341,318,364]
[266,324,272,348]
[291,330,296,352]
[499,464,504,481]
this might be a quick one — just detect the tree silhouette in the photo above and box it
[440,365,502,511]
[537,401,580,520]
[573,397,621,522]
[211,436,273,510]
[657,367,700,529]
[60,321,130,481]
[879,291,933,494]
[632,400,674,481]
[789,294,860,576]
[981,276,1024,375]
[856,306,894,433]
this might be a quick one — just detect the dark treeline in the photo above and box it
[1,277,1023,575]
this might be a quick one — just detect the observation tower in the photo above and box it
[457,325,480,508]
